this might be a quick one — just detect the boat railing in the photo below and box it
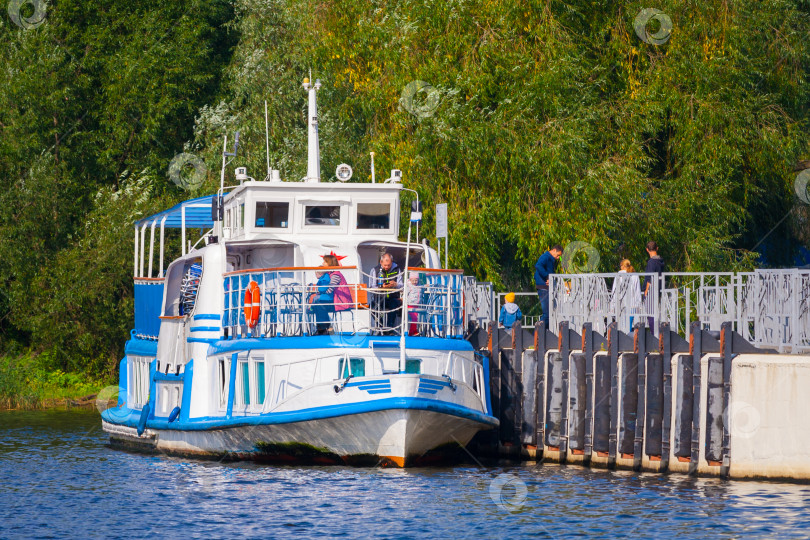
[222,266,467,339]
[401,267,466,339]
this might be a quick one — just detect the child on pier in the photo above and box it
[499,292,523,330]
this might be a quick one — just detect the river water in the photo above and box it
[2,410,809,539]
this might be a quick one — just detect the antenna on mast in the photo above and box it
[302,72,321,183]
[264,100,271,181]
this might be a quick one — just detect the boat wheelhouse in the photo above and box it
[101,77,498,466]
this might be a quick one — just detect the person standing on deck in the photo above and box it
[534,245,563,328]
[369,252,403,334]
[642,241,665,330]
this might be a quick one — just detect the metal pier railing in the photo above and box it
[540,270,809,352]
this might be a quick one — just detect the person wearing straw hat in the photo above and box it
[499,292,523,330]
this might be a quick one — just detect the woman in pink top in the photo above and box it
[322,254,352,313]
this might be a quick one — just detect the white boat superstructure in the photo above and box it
[102,76,498,466]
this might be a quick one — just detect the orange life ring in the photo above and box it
[243,280,261,328]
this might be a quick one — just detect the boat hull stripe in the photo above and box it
[102,397,499,431]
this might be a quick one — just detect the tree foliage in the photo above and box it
[0,0,808,375]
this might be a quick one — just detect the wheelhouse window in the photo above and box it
[304,205,341,226]
[357,203,390,230]
[255,202,289,228]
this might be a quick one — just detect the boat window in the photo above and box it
[255,202,289,228]
[304,205,341,226]
[240,203,245,229]
[218,358,229,410]
[255,360,266,404]
[357,203,391,230]
[339,357,366,378]
[405,358,421,374]
[235,360,250,407]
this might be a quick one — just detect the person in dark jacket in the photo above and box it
[534,245,563,328]
[643,241,665,330]
[369,253,403,334]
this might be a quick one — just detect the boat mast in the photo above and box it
[302,71,322,183]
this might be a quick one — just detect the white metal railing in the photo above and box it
[403,268,466,339]
[739,269,810,353]
[550,273,660,335]
[495,292,543,329]
[537,269,810,352]
[463,277,495,328]
[222,266,468,339]
[660,273,736,339]
[128,356,152,408]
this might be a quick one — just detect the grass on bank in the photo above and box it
[0,353,110,410]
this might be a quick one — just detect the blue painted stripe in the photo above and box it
[206,335,473,355]
[194,314,221,321]
[418,381,447,388]
[345,379,389,387]
[187,338,219,344]
[356,385,391,391]
[190,326,220,332]
[417,388,439,394]
[153,372,183,382]
[366,389,392,394]
[369,341,400,349]
[102,397,500,431]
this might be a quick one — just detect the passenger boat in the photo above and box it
[101,77,498,466]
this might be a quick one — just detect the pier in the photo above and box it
[469,269,810,482]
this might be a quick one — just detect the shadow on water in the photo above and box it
[2,411,810,539]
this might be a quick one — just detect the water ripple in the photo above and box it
[2,411,810,539]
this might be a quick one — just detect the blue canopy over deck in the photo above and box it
[132,195,216,339]
[135,194,215,229]
[134,194,215,280]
